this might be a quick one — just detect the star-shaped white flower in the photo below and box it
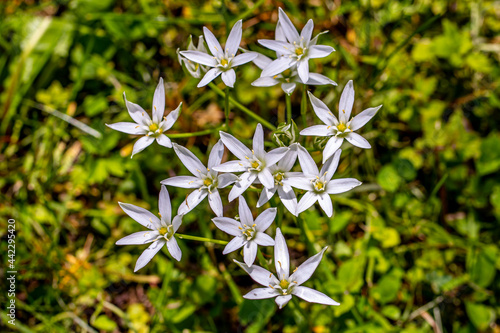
[285,146,362,217]
[106,78,182,157]
[256,143,300,215]
[116,185,183,271]
[177,35,208,79]
[212,123,289,202]
[161,141,238,217]
[258,8,335,83]
[235,228,339,309]
[180,20,257,88]
[301,80,383,163]
[212,196,275,267]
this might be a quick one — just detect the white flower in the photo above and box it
[285,146,361,217]
[106,78,182,157]
[256,143,300,215]
[180,20,257,88]
[116,185,183,271]
[161,141,238,217]
[212,196,275,267]
[235,228,339,309]
[177,35,208,79]
[258,8,335,83]
[212,123,289,202]
[301,80,383,163]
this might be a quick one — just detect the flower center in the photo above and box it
[295,47,304,56]
[274,172,285,186]
[279,279,290,289]
[248,158,263,171]
[313,178,326,192]
[337,123,347,132]
[158,225,174,240]
[240,224,256,240]
[149,123,159,132]
[204,178,213,187]
[220,58,229,67]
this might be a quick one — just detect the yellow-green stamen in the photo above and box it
[279,279,290,289]
[337,123,347,132]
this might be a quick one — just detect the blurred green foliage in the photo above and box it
[1,0,500,332]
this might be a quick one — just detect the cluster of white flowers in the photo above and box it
[108,9,382,309]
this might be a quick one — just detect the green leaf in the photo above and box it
[93,315,117,331]
[376,165,402,192]
[465,302,495,331]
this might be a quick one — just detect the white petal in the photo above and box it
[322,136,343,163]
[173,143,206,176]
[320,149,341,181]
[163,102,182,130]
[339,80,354,123]
[310,31,328,46]
[119,202,160,229]
[301,19,314,44]
[231,52,258,67]
[278,8,300,42]
[290,247,327,285]
[203,26,223,57]
[223,236,246,254]
[252,76,280,87]
[243,288,279,299]
[177,190,208,215]
[161,176,203,188]
[275,143,297,170]
[180,50,217,67]
[134,240,164,272]
[297,60,309,83]
[244,241,258,267]
[284,175,312,191]
[327,178,362,194]
[152,77,165,124]
[254,232,275,247]
[257,186,276,207]
[308,91,337,126]
[296,191,318,215]
[349,105,381,131]
[308,45,335,59]
[265,147,289,166]
[258,168,275,189]
[278,184,298,216]
[208,191,223,217]
[254,207,276,232]
[234,259,279,286]
[123,92,150,126]
[275,21,286,42]
[274,228,290,281]
[131,136,154,157]
[116,231,157,245]
[106,122,145,135]
[297,145,319,176]
[292,286,339,305]
[300,125,330,137]
[345,132,371,149]
[208,139,225,168]
[275,295,292,309]
[261,57,293,78]
[228,172,257,202]
[220,131,252,160]
[306,73,337,86]
[158,185,171,224]
[281,82,296,95]
[217,173,239,188]
[198,68,222,87]
[212,217,241,236]
[171,215,183,232]
[225,20,242,55]
[258,39,293,53]
[238,195,254,225]
[212,160,247,173]
[166,238,182,261]
[221,69,236,88]
[252,123,265,159]
[318,193,333,217]
[155,134,171,148]
[249,52,272,69]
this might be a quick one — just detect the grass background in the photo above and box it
[1,0,499,332]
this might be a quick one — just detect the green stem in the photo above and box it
[208,82,276,130]
[286,93,292,124]
[168,128,220,138]
[224,86,230,130]
[300,84,307,129]
[176,233,228,245]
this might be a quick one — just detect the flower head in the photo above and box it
[106,78,182,157]
[258,8,335,84]
[285,146,362,217]
[213,196,275,267]
[301,80,383,162]
[212,123,289,202]
[177,35,209,79]
[180,20,257,88]
[235,228,339,309]
[116,186,183,271]
[161,141,238,217]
